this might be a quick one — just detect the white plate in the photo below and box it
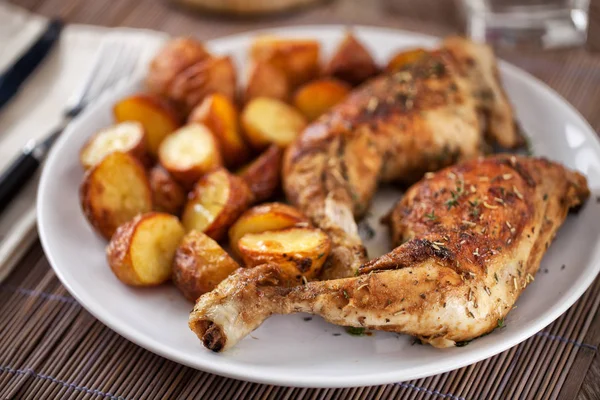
[38,26,600,388]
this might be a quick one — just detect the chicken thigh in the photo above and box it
[284,37,523,280]
[190,155,589,351]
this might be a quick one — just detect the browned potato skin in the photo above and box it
[244,61,290,103]
[146,37,211,99]
[323,32,379,86]
[170,56,237,113]
[237,227,331,279]
[250,37,320,89]
[182,168,254,241]
[292,78,351,121]
[79,122,149,170]
[173,230,241,301]
[385,48,428,72]
[149,165,186,215]
[228,202,309,255]
[106,212,184,286]
[80,152,152,240]
[188,93,250,168]
[238,144,283,203]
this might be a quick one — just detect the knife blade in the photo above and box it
[0,19,64,111]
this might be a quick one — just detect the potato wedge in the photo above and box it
[113,93,181,157]
[146,37,211,98]
[182,168,253,241]
[241,97,307,150]
[158,123,222,188]
[173,230,241,301]
[80,152,152,240]
[149,165,186,215]
[238,227,330,278]
[228,202,309,255]
[170,55,237,113]
[250,36,320,89]
[323,32,379,86]
[188,93,249,168]
[79,121,147,170]
[244,60,290,103]
[292,78,351,121]
[238,144,282,202]
[106,212,185,286]
[386,48,428,72]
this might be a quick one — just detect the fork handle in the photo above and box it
[0,150,40,213]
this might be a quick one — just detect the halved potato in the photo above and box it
[149,165,186,215]
[241,97,307,150]
[181,168,253,241]
[113,93,181,157]
[173,230,241,301]
[188,93,249,168]
[228,202,309,255]
[158,123,222,188]
[292,78,351,121]
[386,48,428,72]
[323,32,379,86]
[244,60,290,103]
[169,55,237,113]
[106,212,185,286]
[238,227,330,278]
[80,121,147,169]
[80,152,153,240]
[250,36,320,89]
[146,37,211,98]
[238,145,283,203]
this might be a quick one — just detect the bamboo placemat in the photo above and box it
[3,0,600,398]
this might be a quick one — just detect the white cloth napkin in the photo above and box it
[0,3,168,281]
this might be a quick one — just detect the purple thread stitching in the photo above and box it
[0,285,78,305]
[0,365,126,399]
[535,331,597,351]
[397,382,466,400]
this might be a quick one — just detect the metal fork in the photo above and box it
[0,37,141,212]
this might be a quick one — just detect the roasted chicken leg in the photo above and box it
[190,156,589,351]
[284,37,523,280]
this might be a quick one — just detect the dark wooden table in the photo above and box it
[4,0,600,399]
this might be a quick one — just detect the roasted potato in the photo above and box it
[172,230,241,301]
[181,168,253,241]
[250,36,320,89]
[188,93,249,168]
[244,60,290,103]
[169,55,237,113]
[158,123,222,188]
[113,93,181,157]
[148,165,186,215]
[146,37,211,98]
[228,202,309,255]
[106,212,185,286]
[292,78,351,121]
[386,48,428,72]
[238,227,330,279]
[324,32,379,86]
[238,144,283,202]
[79,121,147,170]
[241,97,307,150]
[80,152,153,240]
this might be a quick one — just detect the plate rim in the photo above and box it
[37,24,600,388]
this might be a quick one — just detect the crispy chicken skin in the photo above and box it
[190,156,589,351]
[283,37,523,280]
